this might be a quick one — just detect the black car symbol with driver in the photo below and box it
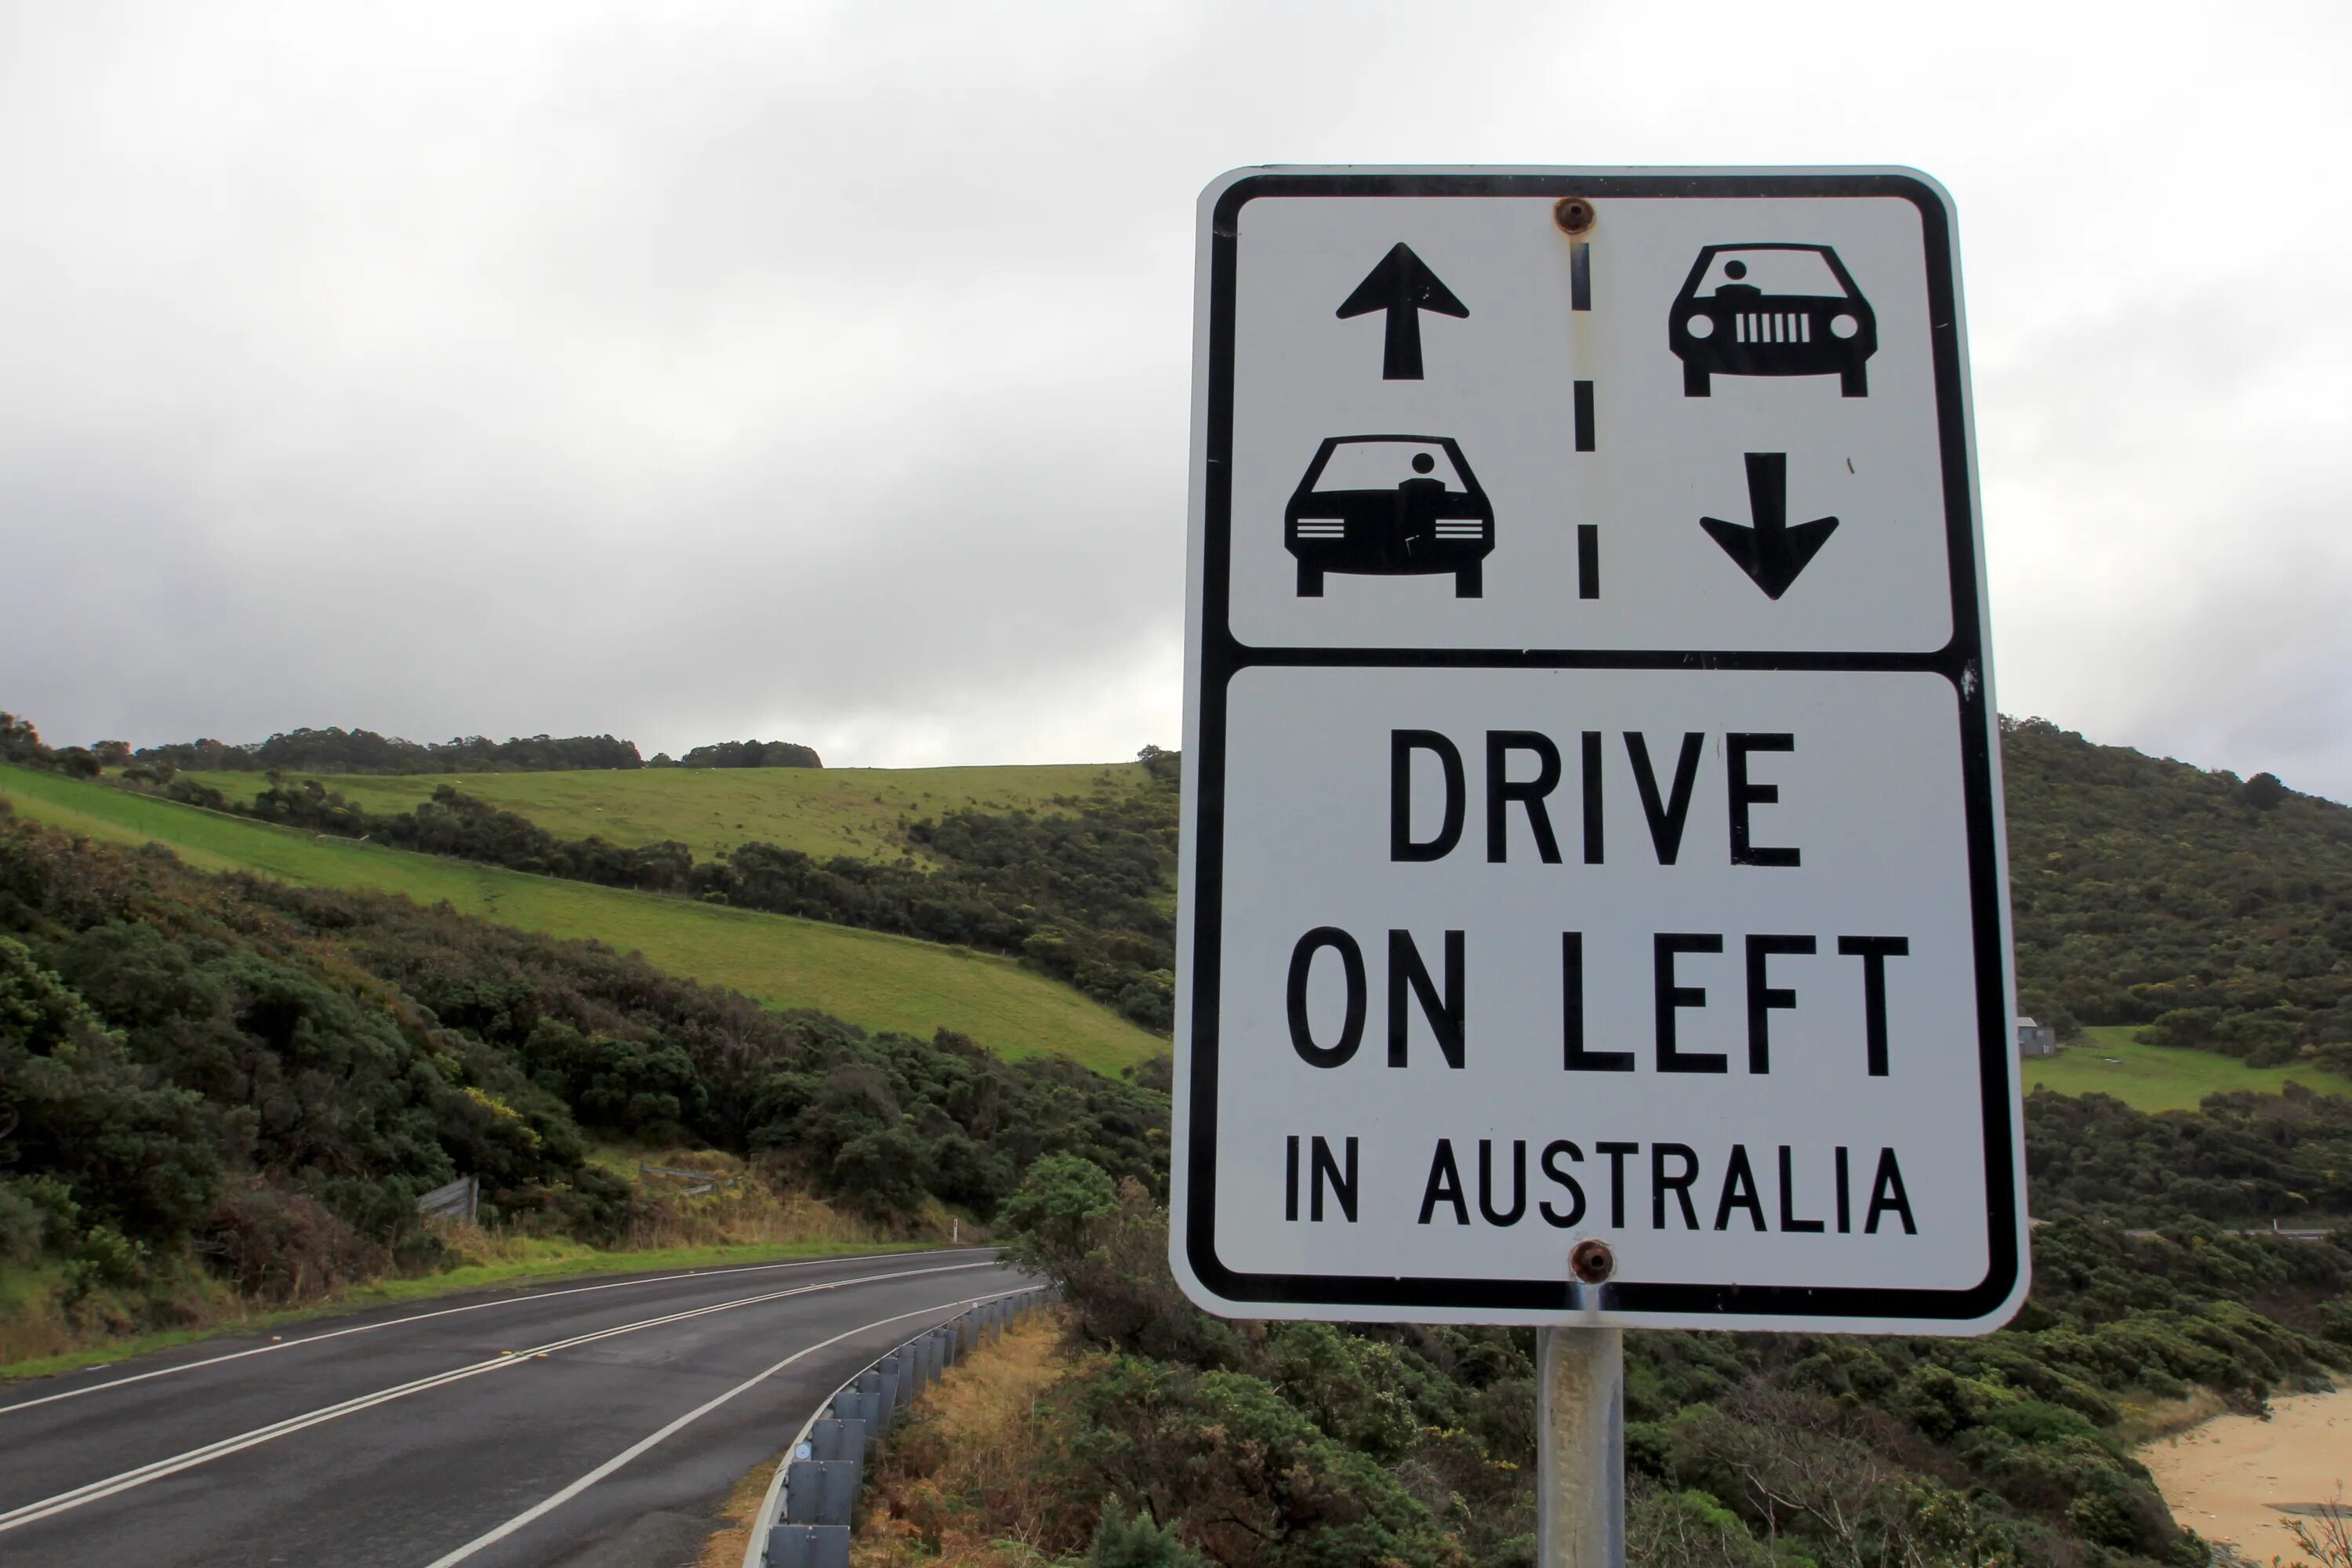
[1669,243,1876,397]
[1283,435,1494,598]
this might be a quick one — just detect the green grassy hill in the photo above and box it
[2022,1025,2352,1111]
[0,764,1160,1075]
[179,760,1151,864]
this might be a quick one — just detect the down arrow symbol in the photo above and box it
[1700,452,1840,600]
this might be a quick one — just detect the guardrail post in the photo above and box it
[783,1458,862,1526]
[875,1354,906,1412]
[766,1522,851,1568]
[809,1417,867,1464]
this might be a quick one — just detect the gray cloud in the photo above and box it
[4,1,2349,796]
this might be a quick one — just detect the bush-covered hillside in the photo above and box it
[2004,717,2352,1062]
[2027,1083,2352,1225]
[0,805,1165,1330]
[152,762,1181,1031]
[19,702,2352,1066]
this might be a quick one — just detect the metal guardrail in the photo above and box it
[417,1174,478,1222]
[746,1283,1058,1568]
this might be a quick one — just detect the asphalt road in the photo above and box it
[0,1247,1019,1568]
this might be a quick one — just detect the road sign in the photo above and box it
[1172,168,2027,1334]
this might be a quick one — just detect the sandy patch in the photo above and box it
[2140,1387,2352,1560]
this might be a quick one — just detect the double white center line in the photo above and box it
[0,1259,996,1537]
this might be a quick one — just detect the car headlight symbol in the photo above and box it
[1684,314,1714,339]
[1830,314,1860,339]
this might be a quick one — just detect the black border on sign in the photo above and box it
[1182,171,2021,1323]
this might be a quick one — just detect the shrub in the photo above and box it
[1626,1482,1773,1568]
[1088,1497,1209,1568]
[62,1225,148,1300]
[0,1174,77,1262]
[201,1178,386,1303]
[1051,1355,1459,1568]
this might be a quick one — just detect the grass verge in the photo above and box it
[2023,1025,2352,1111]
[0,764,1161,1075]
[699,1307,1085,1568]
[852,1308,1087,1566]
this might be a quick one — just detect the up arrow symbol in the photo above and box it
[1336,242,1468,380]
[1700,452,1841,600]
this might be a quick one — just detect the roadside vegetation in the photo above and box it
[0,805,1167,1369]
[847,1308,1099,1567]
[961,1132,2350,1568]
[2,1231,920,1382]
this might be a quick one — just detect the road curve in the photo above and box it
[0,1248,1020,1567]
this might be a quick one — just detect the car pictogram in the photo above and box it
[1669,244,1876,397]
[1284,436,1494,598]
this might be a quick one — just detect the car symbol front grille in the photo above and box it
[1294,522,1345,538]
[1736,311,1810,344]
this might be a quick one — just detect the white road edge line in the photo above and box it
[0,1248,977,1418]
[419,1286,1025,1568]
[0,1261,999,1537]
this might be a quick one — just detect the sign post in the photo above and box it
[1174,167,2027,1555]
[1539,1324,1624,1568]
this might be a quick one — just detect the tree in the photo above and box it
[0,711,53,765]
[1087,1497,1207,1567]
[2241,770,2290,811]
[998,1152,1119,1264]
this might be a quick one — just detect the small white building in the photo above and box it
[2016,1017,2057,1058]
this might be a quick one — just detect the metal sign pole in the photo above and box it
[1537,1327,1624,1568]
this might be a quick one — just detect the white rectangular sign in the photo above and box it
[1172,168,2027,1333]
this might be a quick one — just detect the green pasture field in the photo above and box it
[0,765,1161,1076]
[2021,1024,2352,1111]
[178,760,1151,864]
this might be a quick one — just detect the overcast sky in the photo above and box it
[4,2,2348,797]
